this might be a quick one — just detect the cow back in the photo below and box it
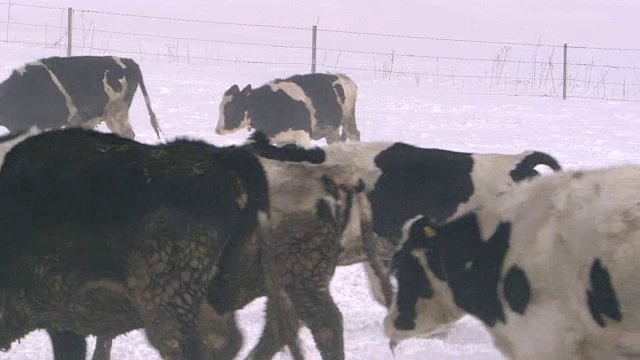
[0,129,263,286]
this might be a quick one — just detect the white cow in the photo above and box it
[385,165,640,359]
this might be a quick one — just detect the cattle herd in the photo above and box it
[0,54,637,360]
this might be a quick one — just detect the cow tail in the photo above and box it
[361,204,395,308]
[510,151,562,182]
[130,61,162,140]
[245,131,327,164]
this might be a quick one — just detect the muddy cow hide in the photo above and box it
[0,128,300,359]
[205,133,369,360]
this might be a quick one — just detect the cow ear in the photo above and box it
[225,84,240,96]
[241,84,252,96]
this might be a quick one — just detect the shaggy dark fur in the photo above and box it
[71,131,364,360]
[0,128,299,359]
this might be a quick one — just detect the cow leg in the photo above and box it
[128,268,216,360]
[174,303,244,360]
[198,304,242,360]
[104,111,135,140]
[341,109,360,142]
[247,233,303,360]
[134,300,208,360]
[324,128,342,144]
[363,262,392,307]
[246,304,290,360]
[246,296,303,360]
[292,288,344,360]
[77,116,104,130]
[91,336,113,360]
[48,329,87,360]
[362,232,396,307]
[128,263,209,358]
[128,212,227,359]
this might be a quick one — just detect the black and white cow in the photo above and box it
[0,128,301,359]
[215,73,360,147]
[0,56,162,139]
[385,165,640,359]
[317,141,563,307]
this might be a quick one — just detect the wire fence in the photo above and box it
[1,1,639,101]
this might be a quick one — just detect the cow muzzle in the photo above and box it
[384,309,453,342]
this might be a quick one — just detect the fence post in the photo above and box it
[562,43,567,100]
[311,25,317,73]
[67,7,73,56]
[5,2,10,43]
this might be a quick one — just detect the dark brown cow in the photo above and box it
[0,128,298,359]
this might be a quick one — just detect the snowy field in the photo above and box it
[0,0,639,359]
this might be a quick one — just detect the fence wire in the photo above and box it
[3,1,640,51]
[1,1,639,102]
[76,9,309,31]
[3,20,639,71]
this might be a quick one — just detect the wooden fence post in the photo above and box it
[67,7,73,56]
[5,2,11,43]
[563,43,568,100]
[311,25,317,73]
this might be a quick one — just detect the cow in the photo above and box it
[206,133,370,360]
[316,141,563,308]
[198,137,559,359]
[0,128,301,359]
[0,56,162,140]
[215,73,360,147]
[80,132,369,360]
[384,165,640,359]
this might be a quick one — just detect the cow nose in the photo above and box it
[215,128,222,135]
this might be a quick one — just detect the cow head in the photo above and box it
[215,84,252,135]
[385,210,514,343]
[384,216,465,342]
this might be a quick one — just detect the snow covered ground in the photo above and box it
[0,0,639,359]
